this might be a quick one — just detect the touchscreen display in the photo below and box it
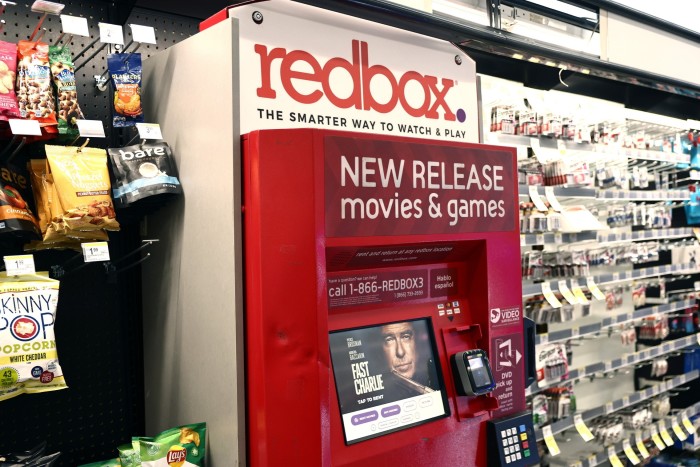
[329,318,449,444]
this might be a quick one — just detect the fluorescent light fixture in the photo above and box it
[545,61,556,67]
[513,53,524,59]
[528,56,540,63]
[522,0,597,22]
[581,69,590,74]
[433,0,490,26]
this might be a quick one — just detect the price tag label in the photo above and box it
[653,266,660,275]
[572,462,582,467]
[605,362,613,372]
[672,417,688,441]
[587,454,597,467]
[571,326,580,338]
[696,332,700,345]
[535,233,545,245]
[607,446,624,467]
[541,282,562,308]
[574,413,594,442]
[605,401,614,414]
[612,272,620,282]
[635,430,650,459]
[76,119,106,138]
[8,119,41,136]
[98,22,124,45]
[539,333,549,345]
[651,425,666,450]
[622,439,641,465]
[622,396,630,406]
[130,24,157,44]
[586,276,606,300]
[136,123,163,140]
[660,380,668,392]
[4,255,35,276]
[545,186,563,212]
[571,280,589,304]
[682,415,696,436]
[520,234,526,247]
[542,425,560,456]
[528,185,548,212]
[558,280,577,305]
[60,14,89,36]
[554,232,563,244]
[557,139,567,156]
[81,242,110,263]
[659,421,674,446]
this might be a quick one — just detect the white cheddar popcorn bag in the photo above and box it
[0,272,65,401]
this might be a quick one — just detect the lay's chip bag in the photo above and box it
[137,423,206,467]
[77,460,121,467]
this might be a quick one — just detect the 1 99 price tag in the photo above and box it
[4,255,35,275]
[81,242,110,262]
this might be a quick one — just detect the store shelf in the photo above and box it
[521,231,598,246]
[535,371,700,441]
[535,299,696,346]
[597,189,689,201]
[530,332,700,395]
[519,184,598,199]
[550,401,700,466]
[523,263,698,298]
[598,228,695,244]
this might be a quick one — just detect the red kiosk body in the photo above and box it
[244,129,524,466]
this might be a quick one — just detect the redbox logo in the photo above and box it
[254,40,467,122]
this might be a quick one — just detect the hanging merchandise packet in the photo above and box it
[137,423,206,466]
[108,141,183,204]
[49,45,84,137]
[45,145,120,234]
[0,273,65,402]
[77,460,121,467]
[0,40,21,121]
[108,53,143,127]
[16,41,58,128]
[0,160,41,240]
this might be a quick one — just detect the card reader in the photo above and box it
[451,349,496,396]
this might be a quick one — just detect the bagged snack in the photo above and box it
[108,53,143,127]
[45,145,119,233]
[117,443,136,467]
[0,161,41,240]
[23,452,61,467]
[0,441,47,464]
[109,142,183,205]
[0,41,21,121]
[16,41,57,127]
[137,423,206,467]
[0,273,65,402]
[77,460,121,467]
[49,45,84,137]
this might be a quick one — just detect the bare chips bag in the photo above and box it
[0,273,65,402]
[0,40,21,121]
[49,45,84,137]
[108,53,143,127]
[0,161,41,240]
[108,142,183,205]
[45,145,119,234]
[137,423,206,467]
[16,41,57,128]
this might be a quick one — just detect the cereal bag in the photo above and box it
[0,273,65,401]
[137,423,206,466]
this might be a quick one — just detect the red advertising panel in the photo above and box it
[324,135,516,237]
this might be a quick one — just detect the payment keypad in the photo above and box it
[488,412,540,466]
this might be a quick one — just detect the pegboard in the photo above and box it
[0,2,199,466]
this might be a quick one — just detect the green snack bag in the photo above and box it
[48,45,84,137]
[131,438,142,467]
[118,444,137,467]
[138,423,206,466]
[77,459,121,467]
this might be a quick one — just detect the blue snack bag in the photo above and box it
[108,53,144,127]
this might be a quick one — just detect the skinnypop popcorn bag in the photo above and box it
[0,273,65,401]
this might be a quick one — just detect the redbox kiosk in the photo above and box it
[244,128,534,466]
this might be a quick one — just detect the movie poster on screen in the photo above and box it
[329,318,449,444]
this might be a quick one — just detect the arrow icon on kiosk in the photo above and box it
[497,339,522,368]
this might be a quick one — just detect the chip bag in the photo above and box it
[109,141,183,205]
[0,273,65,401]
[45,145,119,233]
[117,443,136,467]
[137,423,206,467]
[49,45,84,137]
[108,53,143,127]
[0,40,21,121]
[16,41,57,128]
[0,161,41,240]
[77,460,121,467]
